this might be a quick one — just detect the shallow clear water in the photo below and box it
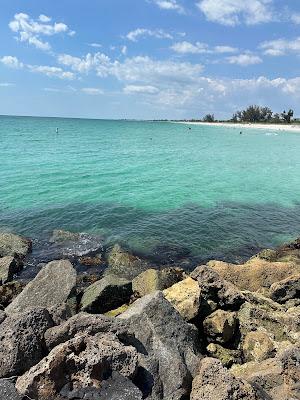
[1,115,300,263]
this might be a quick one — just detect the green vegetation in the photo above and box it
[231,105,295,124]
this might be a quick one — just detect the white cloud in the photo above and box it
[0,83,15,87]
[171,41,238,54]
[9,13,75,51]
[291,14,300,24]
[81,87,104,95]
[260,37,300,56]
[226,54,263,66]
[151,0,185,14]
[171,41,209,54]
[28,65,75,79]
[124,85,159,94]
[126,28,173,42]
[196,0,274,26]
[0,55,23,69]
[57,53,111,75]
[121,45,127,56]
[88,43,102,48]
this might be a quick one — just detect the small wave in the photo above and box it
[265,132,278,136]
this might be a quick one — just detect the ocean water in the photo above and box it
[1,115,300,264]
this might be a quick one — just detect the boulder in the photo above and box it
[44,312,128,351]
[105,244,151,280]
[16,332,138,400]
[238,302,300,343]
[242,331,276,362]
[0,380,22,400]
[203,309,237,344]
[208,259,300,292]
[231,358,283,399]
[0,281,25,308]
[80,275,132,314]
[50,229,104,257]
[206,343,242,368]
[0,232,31,259]
[5,260,77,315]
[241,290,284,311]
[0,308,53,377]
[119,291,201,400]
[190,357,258,400]
[270,274,300,304]
[132,267,185,297]
[0,257,22,284]
[191,265,244,310]
[163,277,201,320]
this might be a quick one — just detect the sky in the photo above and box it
[0,0,300,120]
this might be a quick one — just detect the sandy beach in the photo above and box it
[176,121,300,132]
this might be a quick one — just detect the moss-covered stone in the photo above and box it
[207,343,242,368]
[104,304,129,317]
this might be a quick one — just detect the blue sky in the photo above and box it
[1,0,300,119]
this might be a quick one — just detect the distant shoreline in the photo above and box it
[174,121,300,132]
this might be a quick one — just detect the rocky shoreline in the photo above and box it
[0,230,300,399]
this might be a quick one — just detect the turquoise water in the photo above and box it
[1,115,300,263]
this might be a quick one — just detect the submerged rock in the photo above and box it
[16,333,139,400]
[80,275,132,314]
[191,357,258,400]
[5,260,77,316]
[0,308,53,378]
[50,229,104,257]
[106,244,151,280]
[119,291,201,400]
[0,232,31,259]
[163,277,201,320]
[0,256,22,284]
[132,267,185,297]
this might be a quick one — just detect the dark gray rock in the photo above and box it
[16,333,139,400]
[0,281,25,309]
[270,274,300,304]
[0,308,53,377]
[5,260,77,316]
[0,257,22,284]
[0,232,32,259]
[80,275,132,314]
[105,244,151,280]
[44,312,128,350]
[119,291,201,400]
[50,229,104,257]
[191,265,245,310]
[0,379,22,400]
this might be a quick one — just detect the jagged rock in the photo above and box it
[105,244,151,280]
[242,331,276,362]
[80,275,132,314]
[44,312,128,350]
[119,291,201,400]
[241,290,284,311]
[50,229,104,257]
[0,232,32,259]
[0,308,53,377]
[190,357,258,400]
[208,259,300,292]
[191,265,244,310]
[206,343,242,368]
[132,267,185,297]
[163,277,201,320]
[16,333,138,400]
[270,274,300,304]
[104,304,129,317]
[231,358,284,398]
[203,309,237,344]
[278,345,300,400]
[5,260,77,315]
[0,257,22,284]
[0,379,22,400]
[0,310,5,324]
[93,371,142,400]
[238,302,300,343]
[0,281,25,308]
